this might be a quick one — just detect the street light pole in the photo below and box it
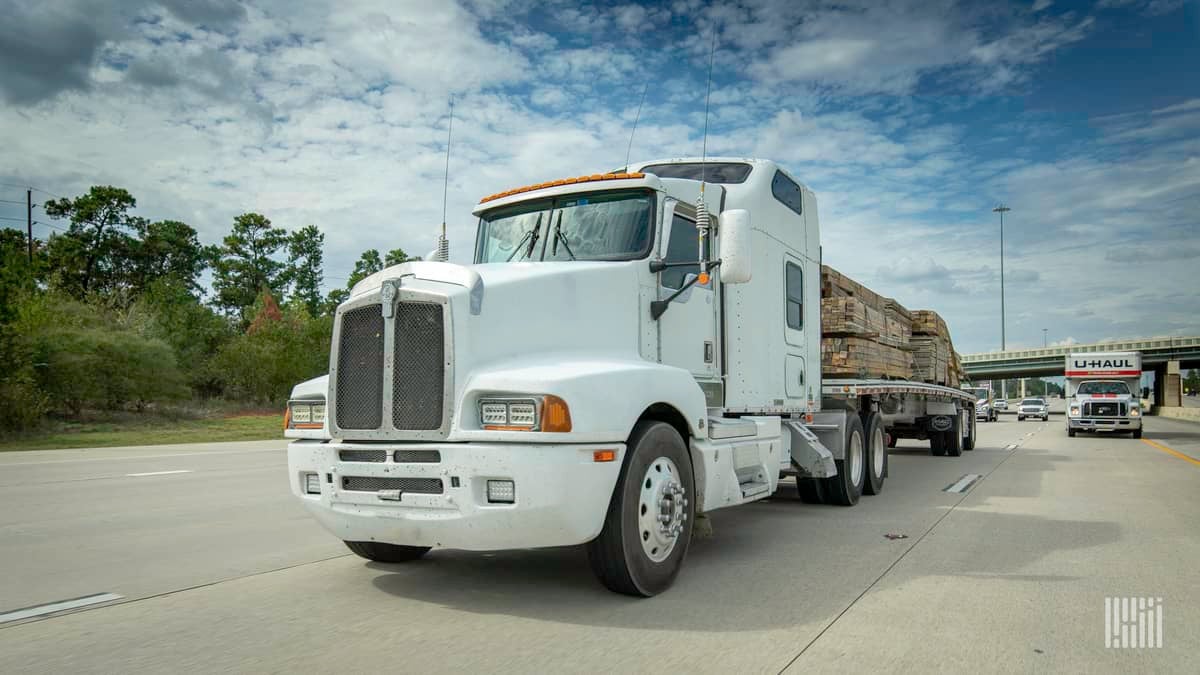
[993,204,1011,401]
[1043,328,1048,348]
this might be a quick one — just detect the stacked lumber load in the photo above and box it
[820,266,915,379]
[822,336,914,379]
[820,296,911,348]
[910,309,955,386]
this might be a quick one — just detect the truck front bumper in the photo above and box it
[1068,417,1142,431]
[287,440,624,550]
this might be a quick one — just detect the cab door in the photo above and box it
[656,203,720,403]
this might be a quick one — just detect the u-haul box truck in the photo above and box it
[1065,351,1142,438]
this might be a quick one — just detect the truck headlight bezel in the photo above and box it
[478,395,571,432]
[287,400,327,429]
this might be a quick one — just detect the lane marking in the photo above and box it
[1005,443,1018,450]
[1140,438,1200,467]
[0,447,279,467]
[126,470,192,477]
[0,593,123,624]
[944,473,982,493]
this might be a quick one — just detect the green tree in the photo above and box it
[212,291,333,403]
[42,186,142,298]
[347,248,383,288]
[284,225,324,316]
[131,220,213,295]
[1185,369,1200,395]
[384,247,412,267]
[322,288,349,316]
[133,279,234,397]
[211,213,289,320]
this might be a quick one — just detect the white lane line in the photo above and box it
[944,473,983,493]
[0,447,280,467]
[0,592,123,624]
[126,470,192,477]
[1005,443,1018,450]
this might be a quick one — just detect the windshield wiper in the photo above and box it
[550,211,576,260]
[506,213,543,262]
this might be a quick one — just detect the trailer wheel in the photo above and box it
[861,412,886,495]
[823,415,865,506]
[344,541,430,563]
[796,477,825,504]
[963,413,976,451]
[587,421,694,597]
[944,416,964,457]
[930,429,946,456]
[886,433,897,448]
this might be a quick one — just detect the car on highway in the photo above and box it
[1017,398,1049,421]
[964,386,997,422]
[993,399,1008,411]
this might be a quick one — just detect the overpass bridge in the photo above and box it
[961,336,1200,405]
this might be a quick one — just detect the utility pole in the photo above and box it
[26,188,33,264]
[993,204,1011,401]
[1042,328,1048,348]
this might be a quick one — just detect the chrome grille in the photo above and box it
[341,476,443,494]
[1085,402,1124,417]
[339,449,387,463]
[392,302,445,430]
[394,449,441,463]
[335,306,385,430]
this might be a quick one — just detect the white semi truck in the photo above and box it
[1065,351,1143,438]
[285,158,976,596]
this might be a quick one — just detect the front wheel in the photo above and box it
[587,421,695,597]
[1133,428,1143,439]
[344,541,430,563]
[1068,427,1076,437]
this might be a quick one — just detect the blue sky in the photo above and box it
[1,0,1198,354]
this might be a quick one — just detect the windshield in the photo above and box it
[966,388,989,400]
[474,190,654,263]
[1021,399,1045,406]
[1077,381,1131,395]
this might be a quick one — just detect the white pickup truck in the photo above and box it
[1065,351,1143,438]
[284,158,975,596]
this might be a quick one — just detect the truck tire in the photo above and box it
[587,421,695,597]
[1132,428,1142,439]
[796,477,825,504]
[963,413,976,451]
[930,429,946,456]
[1068,427,1076,437]
[344,541,430,563]
[944,416,964,457]
[886,433,897,448]
[823,416,865,506]
[862,412,886,496]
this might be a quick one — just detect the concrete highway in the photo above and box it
[2,418,1198,672]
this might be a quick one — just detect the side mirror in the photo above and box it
[719,209,752,284]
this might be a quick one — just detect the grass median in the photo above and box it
[0,408,284,452]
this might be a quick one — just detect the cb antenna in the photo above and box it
[696,27,717,274]
[624,82,649,172]
[434,99,453,262]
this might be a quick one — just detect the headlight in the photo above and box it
[1070,406,1080,416]
[479,395,571,432]
[1130,408,1140,417]
[288,400,327,429]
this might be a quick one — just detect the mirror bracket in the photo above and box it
[651,260,721,320]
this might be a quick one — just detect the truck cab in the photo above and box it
[964,385,996,422]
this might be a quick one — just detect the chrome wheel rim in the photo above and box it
[871,425,885,477]
[849,431,864,487]
[638,456,686,563]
